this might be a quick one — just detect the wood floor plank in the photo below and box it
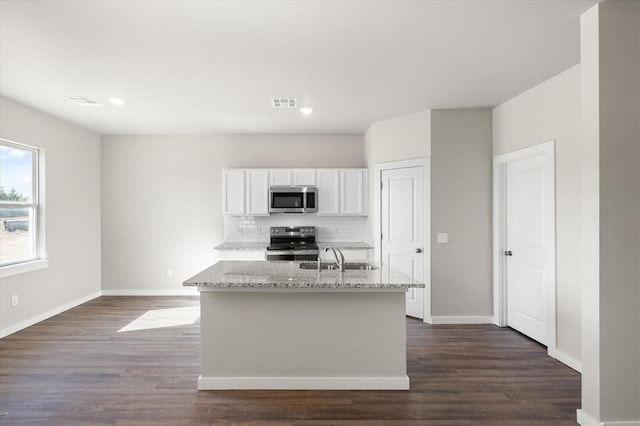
[0,296,580,425]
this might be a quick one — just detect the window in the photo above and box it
[0,139,44,269]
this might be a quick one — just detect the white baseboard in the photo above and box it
[0,290,102,338]
[430,315,494,324]
[101,289,199,296]
[198,375,410,390]
[552,348,582,373]
[578,409,640,426]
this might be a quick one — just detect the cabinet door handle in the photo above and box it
[415,248,422,253]
[504,250,513,256]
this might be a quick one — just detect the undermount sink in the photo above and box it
[299,262,378,271]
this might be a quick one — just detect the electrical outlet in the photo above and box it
[11,295,18,307]
[166,269,173,278]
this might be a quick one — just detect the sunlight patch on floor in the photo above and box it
[118,306,200,332]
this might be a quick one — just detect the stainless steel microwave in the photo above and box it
[269,186,318,214]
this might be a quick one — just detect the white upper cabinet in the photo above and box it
[269,169,316,186]
[269,169,293,186]
[340,169,368,216]
[223,169,269,216]
[316,169,340,215]
[245,169,270,216]
[224,168,368,216]
[293,169,316,186]
[223,170,245,215]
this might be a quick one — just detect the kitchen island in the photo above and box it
[184,260,424,390]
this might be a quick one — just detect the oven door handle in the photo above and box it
[266,250,319,255]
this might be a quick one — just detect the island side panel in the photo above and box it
[199,289,408,390]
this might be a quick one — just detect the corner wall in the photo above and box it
[0,96,102,336]
[579,1,640,423]
[492,65,582,369]
[430,109,493,320]
[364,109,493,322]
[363,110,431,251]
[100,134,364,294]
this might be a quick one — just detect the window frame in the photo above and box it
[0,138,47,275]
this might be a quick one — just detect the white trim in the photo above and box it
[493,141,557,358]
[0,258,49,278]
[578,410,599,426]
[578,410,640,426]
[0,137,47,269]
[101,289,199,296]
[0,290,101,338]
[374,157,431,323]
[430,315,494,324]
[198,375,409,390]
[554,348,582,373]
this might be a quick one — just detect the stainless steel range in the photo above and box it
[266,226,319,261]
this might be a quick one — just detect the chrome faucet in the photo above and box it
[324,247,345,272]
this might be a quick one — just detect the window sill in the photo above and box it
[0,259,49,279]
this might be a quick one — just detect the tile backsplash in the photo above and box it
[224,215,368,243]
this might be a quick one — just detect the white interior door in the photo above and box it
[381,167,424,319]
[505,155,550,345]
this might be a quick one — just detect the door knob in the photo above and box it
[415,248,422,253]
[504,250,513,256]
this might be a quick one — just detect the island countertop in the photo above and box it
[183,260,425,289]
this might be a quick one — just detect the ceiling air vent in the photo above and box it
[271,98,297,108]
[66,96,103,107]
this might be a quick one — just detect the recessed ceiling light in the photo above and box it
[66,96,103,107]
[109,97,126,106]
[299,107,313,115]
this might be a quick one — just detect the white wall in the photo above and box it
[364,109,493,322]
[579,1,640,423]
[224,215,368,243]
[363,110,431,248]
[0,96,101,336]
[430,109,493,319]
[493,65,582,367]
[364,111,432,166]
[100,134,364,294]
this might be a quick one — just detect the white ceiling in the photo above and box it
[0,0,597,135]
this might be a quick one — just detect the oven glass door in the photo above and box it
[266,250,318,261]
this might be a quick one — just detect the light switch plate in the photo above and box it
[437,233,448,244]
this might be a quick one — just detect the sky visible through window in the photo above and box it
[0,144,33,201]
[1,143,35,265]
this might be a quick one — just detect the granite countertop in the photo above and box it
[317,242,373,250]
[214,242,269,250]
[215,242,373,251]
[183,260,424,289]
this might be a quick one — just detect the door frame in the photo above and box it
[493,140,557,357]
[375,157,431,323]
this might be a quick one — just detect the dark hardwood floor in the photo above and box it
[0,296,580,425]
